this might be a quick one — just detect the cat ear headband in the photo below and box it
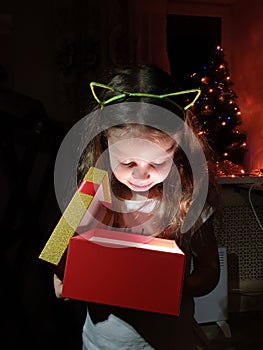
[90,82,201,111]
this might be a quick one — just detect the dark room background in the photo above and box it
[0,1,263,349]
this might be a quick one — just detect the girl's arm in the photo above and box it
[184,219,220,298]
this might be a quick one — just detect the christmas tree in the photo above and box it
[190,46,247,171]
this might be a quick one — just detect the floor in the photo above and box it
[201,311,263,350]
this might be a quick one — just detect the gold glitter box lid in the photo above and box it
[38,167,111,266]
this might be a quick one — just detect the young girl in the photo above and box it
[54,65,220,349]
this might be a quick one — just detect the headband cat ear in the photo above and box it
[90,82,125,107]
[162,89,201,111]
[90,82,201,110]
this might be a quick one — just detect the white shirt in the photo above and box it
[82,308,154,350]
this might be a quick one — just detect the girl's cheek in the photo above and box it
[154,166,172,182]
[110,160,124,175]
[113,166,130,180]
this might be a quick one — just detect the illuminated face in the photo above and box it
[108,129,176,193]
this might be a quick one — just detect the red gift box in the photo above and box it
[62,228,185,316]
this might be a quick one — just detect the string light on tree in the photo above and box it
[190,45,247,175]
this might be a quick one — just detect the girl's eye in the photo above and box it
[120,161,135,167]
[152,160,168,167]
[152,163,164,167]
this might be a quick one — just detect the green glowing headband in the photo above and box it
[90,82,201,111]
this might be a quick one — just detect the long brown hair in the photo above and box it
[78,65,220,241]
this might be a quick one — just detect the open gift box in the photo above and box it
[39,167,185,315]
[62,227,185,316]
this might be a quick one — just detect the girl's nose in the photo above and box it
[132,164,151,180]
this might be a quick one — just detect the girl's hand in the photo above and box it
[53,274,63,298]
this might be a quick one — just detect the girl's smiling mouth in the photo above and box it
[128,181,154,190]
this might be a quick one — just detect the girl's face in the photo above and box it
[107,129,176,193]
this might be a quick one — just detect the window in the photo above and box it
[166,15,221,88]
